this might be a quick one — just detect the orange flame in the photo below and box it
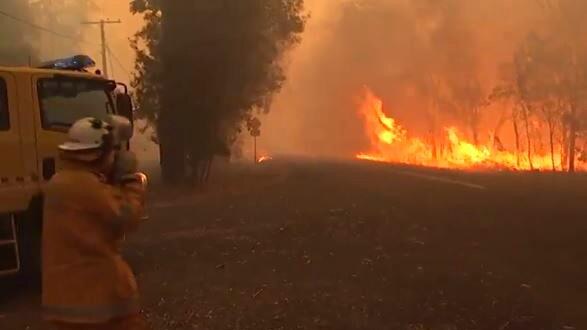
[257,156,273,163]
[357,88,585,171]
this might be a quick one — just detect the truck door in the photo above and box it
[32,74,114,181]
[0,72,27,213]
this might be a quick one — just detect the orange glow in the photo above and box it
[357,88,585,171]
[257,156,273,163]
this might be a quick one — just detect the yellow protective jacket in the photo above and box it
[42,161,146,324]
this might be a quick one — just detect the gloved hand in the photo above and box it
[112,150,138,183]
[120,172,148,189]
[105,115,133,146]
[120,172,149,223]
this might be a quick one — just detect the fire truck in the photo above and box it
[0,55,134,279]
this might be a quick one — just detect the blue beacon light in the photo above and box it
[38,55,97,71]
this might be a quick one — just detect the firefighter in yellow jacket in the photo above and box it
[42,116,149,330]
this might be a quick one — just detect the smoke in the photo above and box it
[0,0,38,65]
[18,1,141,85]
[264,0,546,158]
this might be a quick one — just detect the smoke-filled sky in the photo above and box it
[31,1,142,85]
[263,0,551,157]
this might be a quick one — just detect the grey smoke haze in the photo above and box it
[264,0,549,157]
[0,1,140,85]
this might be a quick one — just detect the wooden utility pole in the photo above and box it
[81,19,121,78]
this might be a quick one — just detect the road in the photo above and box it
[1,158,586,330]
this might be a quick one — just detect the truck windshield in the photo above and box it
[38,78,114,130]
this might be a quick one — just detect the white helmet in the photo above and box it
[58,117,113,152]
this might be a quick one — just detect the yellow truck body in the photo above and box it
[0,64,132,277]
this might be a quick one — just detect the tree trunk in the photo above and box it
[548,121,556,171]
[560,121,568,171]
[427,83,440,162]
[470,108,480,146]
[568,120,577,173]
[159,0,189,184]
[159,143,185,183]
[158,115,186,184]
[522,105,534,170]
[471,126,479,146]
[431,134,438,160]
[512,112,521,168]
[567,103,578,173]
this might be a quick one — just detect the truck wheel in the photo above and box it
[15,198,43,289]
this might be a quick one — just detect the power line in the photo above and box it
[107,46,131,79]
[0,8,129,78]
[0,8,99,48]
[0,9,77,41]
[82,19,121,78]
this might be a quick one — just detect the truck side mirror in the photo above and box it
[116,93,134,124]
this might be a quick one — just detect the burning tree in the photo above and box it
[447,77,486,146]
[535,0,587,172]
[131,0,306,184]
[489,42,541,171]
[489,0,587,173]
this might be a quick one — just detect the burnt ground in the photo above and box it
[1,157,586,330]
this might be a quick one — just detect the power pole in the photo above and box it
[81,19,121,78]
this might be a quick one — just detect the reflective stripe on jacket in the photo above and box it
[42,162,146,324]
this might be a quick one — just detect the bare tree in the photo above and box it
[534,0,587,171]
[539,100,559,170]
